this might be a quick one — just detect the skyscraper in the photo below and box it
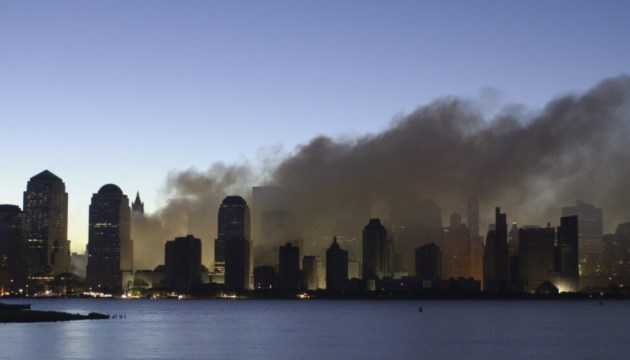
[217,196,251,291]
[415,243,441,282]
[0,205,27,290]
[483,207,509,291]
[131,191,144,215]
[278,242,301,291]
[562,201,603,276]
[86,184,133,293]
[467,196,480,238]
[165,235,202,292]
[555,215,579,292]
[519,226,555,292]
[326,236,348,291]
[362,218,389,280]
[23,170,70,278]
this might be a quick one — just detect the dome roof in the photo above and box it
[98,184,123,195]
[221,195,247,205]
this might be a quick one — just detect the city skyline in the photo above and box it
[2,2,630,253]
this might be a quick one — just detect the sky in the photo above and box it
[1,1,630,253]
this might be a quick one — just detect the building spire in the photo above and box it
[132,191,144,215]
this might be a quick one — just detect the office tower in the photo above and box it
[519,226,555,292]
[0,205,27,290]
[508,221,520,280]
[362,218,390,280]
[86,184,133,293]
[217,196,251,291]
[164,235,202,292]
[253,266,275,289]
[443,214,471,279]
[562,201,603,276]
[467,196,480,238]
[302,255,324,290]
[278,242,301,291]
[326,236,348,291]
[483,207,509,291]
[555,215,579,292]
[415,243,441,282]
[23,170,70,277]
[131,192,144,215]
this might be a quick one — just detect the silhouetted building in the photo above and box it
[217,196,251,291]
[519,225,555,292]
[86,184,133,293]
[253,265,275,290]
[165,235,202,292]
[562,201,603,276]
[278,242,301,291]
[326,236,348,291]
[0,205,27,291]
[23,170,70,278]
[302,255,324,290]
[415,243,441,282]
[483,207,509,291]
[555,215,579,292]
[131,192,144,215]
[362,218,390,280]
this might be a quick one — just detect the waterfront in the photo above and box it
[0,299,628,359]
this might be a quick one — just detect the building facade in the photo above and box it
[217,196,251,291]
[86,184,133,293]
[23,170,70,278]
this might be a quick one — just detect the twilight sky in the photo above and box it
[1,1,629,253]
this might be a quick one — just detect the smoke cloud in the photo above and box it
[133,75,630,269]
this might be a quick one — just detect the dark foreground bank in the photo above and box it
[0,303,109,323]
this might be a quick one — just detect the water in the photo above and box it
[1,298,628,359]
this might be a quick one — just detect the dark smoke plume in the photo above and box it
[133,75,630,269]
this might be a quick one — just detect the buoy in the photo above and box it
[419,306,423,312]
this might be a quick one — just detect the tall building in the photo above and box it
[467,196,479,238]
[131,192,144,215]
[362,218,390,280]
[278,242,301,291]
[23,170,70,277]
[555,215,579,292]
[562,201,603,276]
[0,205,27,290]
[217,196,251,291]
[519,226,555,292]
[86,184,133,293]
[302,255,324,290]
[326,236,348,291]
[165,235,202,292]
[483,207,509,291]
[415,243,441,282]
[443,214,471,279]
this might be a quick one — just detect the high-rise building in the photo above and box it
[362,218,390,280]
[483,207,509,291]
[23,170,70,277]
[0,205,27,290]
[131,192,144,215]
[467,196,479,238]
[326,236,348,291]
[415,243,441,282]
[443,214,471,279]
[562,201,603,276]
[519,226,555,292]
[555,215,579,292]
[217,196,251,291]
[278,242,301,291]
[86,184,133,293]
[302,255,324,290]
[165,235,202,292]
